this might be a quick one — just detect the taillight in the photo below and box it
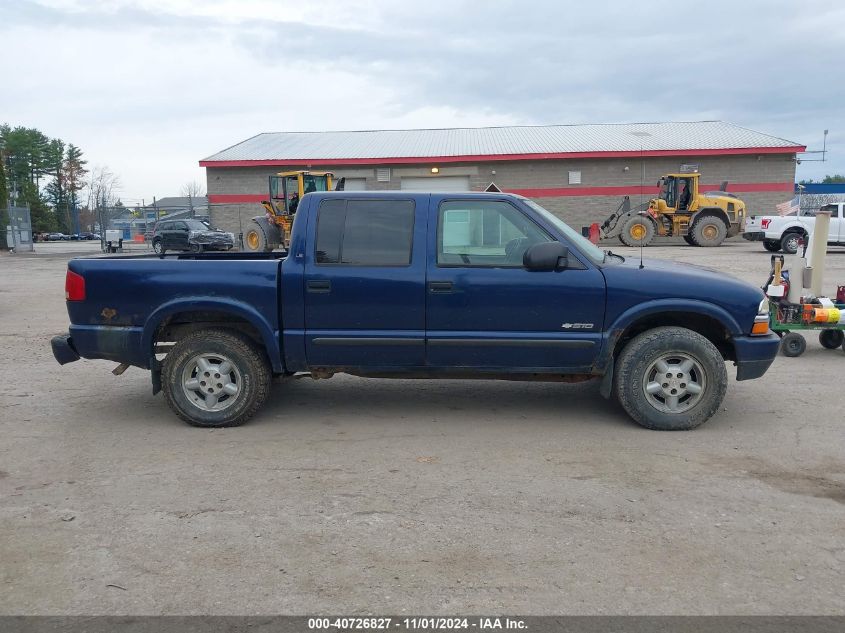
[65,270,86,301]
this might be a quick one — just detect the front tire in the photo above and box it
[781,232,801,255]
[614,326,727,430]
[162,329,272,427]
[153,239,165,255]
[683,235,696,246]
[763,239,781,252]
[245,224,272,252]
[780,332,806,357]
[619,216,656,247]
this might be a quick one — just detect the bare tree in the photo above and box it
[180,181,205,217]
[84,166,122,233]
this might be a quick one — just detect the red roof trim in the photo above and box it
[199,145,804,167]
[208,181,794,204]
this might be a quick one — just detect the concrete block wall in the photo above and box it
[206,153,796,240]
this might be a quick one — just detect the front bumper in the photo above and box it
[733,333,780,380]
[742,231,765,242]
[51,334,80,365]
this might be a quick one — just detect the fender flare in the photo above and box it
[596,298,742,376]
[141,297,284,372]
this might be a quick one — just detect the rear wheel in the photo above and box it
[819,329,844,349]
[153,239,165,255]
[619,216,656,247]
[614,326,727,430]
[763,239,781,252]
[683,235,696,246]
[162,329,272,427]
[690,215,728,247]
[781,232,801,255]
[780,332,806,357]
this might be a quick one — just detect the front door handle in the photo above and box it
[428,281,453,293]
[307,279,331,293]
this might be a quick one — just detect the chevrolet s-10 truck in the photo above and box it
[52,191,779,430]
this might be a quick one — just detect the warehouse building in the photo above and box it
[200,121,804,238]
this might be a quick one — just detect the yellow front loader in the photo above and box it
[244,170,339,252]
[600,172,747,247]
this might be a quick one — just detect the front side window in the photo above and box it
[315,199,414,266]
[437,200,553,266]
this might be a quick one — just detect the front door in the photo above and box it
[425,197,606,370]
[303,195,427,368]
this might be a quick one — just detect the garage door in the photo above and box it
[400,176,470,192]
[341,178,367,191]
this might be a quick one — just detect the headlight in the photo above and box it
[758,298,769,314]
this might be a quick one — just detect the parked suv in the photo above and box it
[152,219,234,254]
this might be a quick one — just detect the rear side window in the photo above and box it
[316,199,415,266]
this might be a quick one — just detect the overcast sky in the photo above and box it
[2,0,843,203]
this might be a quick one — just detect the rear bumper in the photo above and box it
[51,334,80,365]
[742,231,765,242]
[52,325,148,368]
[733,333,780,380]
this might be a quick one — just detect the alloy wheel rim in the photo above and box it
[181,353,242,411]
[642,352,706,414]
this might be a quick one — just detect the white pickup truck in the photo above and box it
[743,202,845,254]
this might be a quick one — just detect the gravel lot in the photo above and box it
[1,239,843,615]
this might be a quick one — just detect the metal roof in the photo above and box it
[201,121,803,165]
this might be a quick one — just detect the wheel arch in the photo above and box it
[599,300,742,372]
[142,298,284,373]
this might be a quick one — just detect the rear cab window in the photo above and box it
[315,198,415,266]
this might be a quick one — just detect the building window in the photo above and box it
[376,168,391,182]
[315,199,414,266]
[568,170,581,185]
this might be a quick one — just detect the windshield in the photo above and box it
[523,199,606,265]
[185,220,213,231]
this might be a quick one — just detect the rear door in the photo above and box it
[303,195,427,368]
[425,196,606,371]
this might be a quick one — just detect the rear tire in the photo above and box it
[683,235,696,246]
[153,239,165,255]
[819,329,844,350]
[619,216,656,247]
[690,215,728,247]
[781,232,801,255]
[780,332,806,357]
[763,239,781,252]
[162,329,272,427]
[614,326,727,430]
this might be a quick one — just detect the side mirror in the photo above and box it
[523,242,569,271]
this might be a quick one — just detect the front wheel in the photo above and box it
[780,332,806,357]
[619,216,656,247]
[162,329,272,427]
[683,235,696,246]
[614,326,727,430]
[781,232,801,255]
[153,239,165,255]
[763,239,781,252]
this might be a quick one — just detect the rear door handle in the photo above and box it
[428,281,453,293]
[307,279,331,293]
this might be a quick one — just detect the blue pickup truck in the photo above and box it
[52,191,779,430]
